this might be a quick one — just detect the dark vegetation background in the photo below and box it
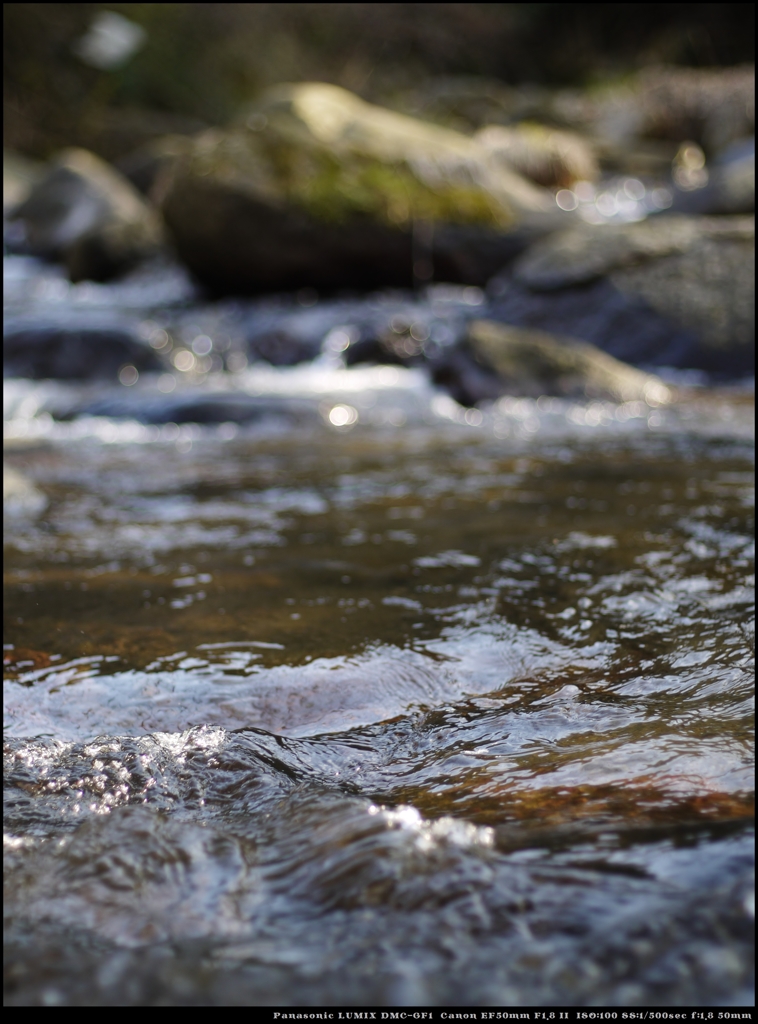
[4,2,756,161]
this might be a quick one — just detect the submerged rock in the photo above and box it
[494,215,755,376]
[160,82,562,294]
[7,149,163,282]
[4,322,164,381]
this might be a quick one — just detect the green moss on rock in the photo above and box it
[160,83,559,292]
[177,83,551,229]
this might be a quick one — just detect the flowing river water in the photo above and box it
[3,255,755,1006]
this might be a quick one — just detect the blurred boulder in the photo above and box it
[4,322,164,381]
[474,123,599,188]
[487,273,699,371]
[449,319,669,407]
[512,215,711,290]
[160,82,563,294]
[7,149,163,282]
[489,214,754,376]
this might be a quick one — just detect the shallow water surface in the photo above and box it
[4,412,754,1006]
[3,257,755,1006]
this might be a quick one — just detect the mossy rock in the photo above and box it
[466,319,670,403]
[160,82,559,294]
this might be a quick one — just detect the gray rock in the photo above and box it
[501,215,754,376]
[512,215,719,291]
[160,82,564,294]
[486,274,700,371]
[7,148,163,282]
[4,322,164,381]
[608,230,754,375]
